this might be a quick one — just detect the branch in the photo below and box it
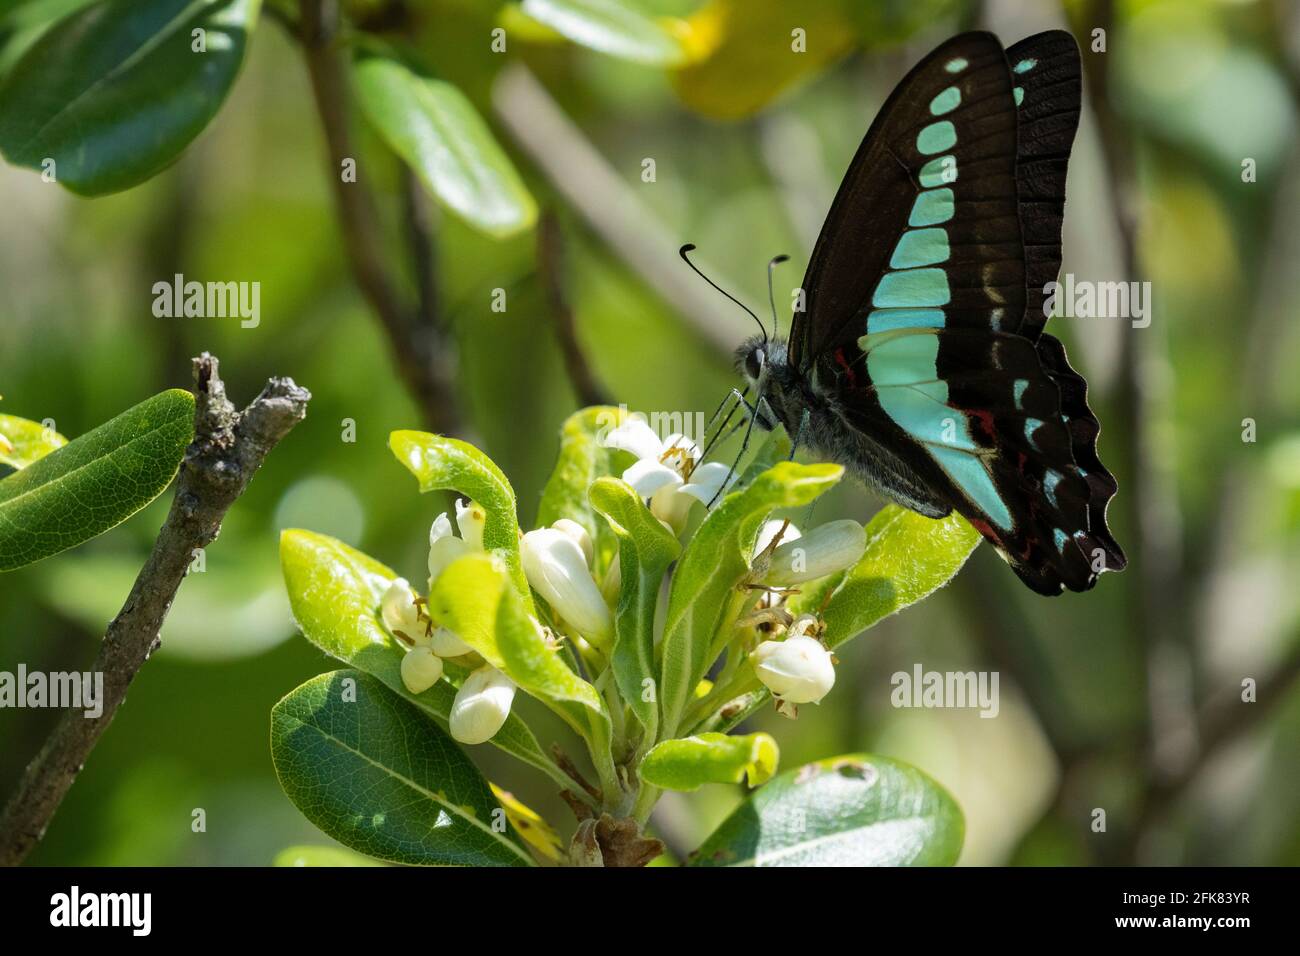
[0,354,309,866]
[295,0,464,435]
[537,211,611,407]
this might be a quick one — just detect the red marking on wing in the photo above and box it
[833,348,858,388]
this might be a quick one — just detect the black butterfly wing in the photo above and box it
[791,32,1026,369]
[1006,31,1082,340]
[790,30,1125,593]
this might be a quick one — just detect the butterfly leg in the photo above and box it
[707,393,772,507]
[699,386,750,464]
[788,407,811,461]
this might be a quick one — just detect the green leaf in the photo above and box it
[658,461,842,738]
[536,406,626,573]
[271,669,534,867]
[272,845,385,867]
[519,0,687,67]
[278,529,566,788]
[640,731,777,791]
[689,754,964,867]
[789,506,981,649]
[0,0,260,195]
[389,429,532,608]
[588,476,679,740]
[429,552,610,749]
[0,413,66,469]
[353,55,536,238]
[0,389,193,572]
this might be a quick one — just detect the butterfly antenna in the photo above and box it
[766,254,789,340]
[680,244,767,343]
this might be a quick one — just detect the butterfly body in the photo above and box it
[735,31,1127,595]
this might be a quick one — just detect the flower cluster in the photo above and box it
[379,422,870,752]
[383,499,517,745]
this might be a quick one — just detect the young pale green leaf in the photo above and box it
[689,754,964,867]
[519,0,686,66]
[537,406,626,573]
[353,56,536,238]
[0,389,193,571]
[640,732,777,791]
[271,669,534,867]
[0,0,260,195]
[789,506,981,649]
[389,429,532,609]
[658,461,842,738]
[272,845,385,867]
[0,413,66,470]
[278,529,566,788]
[588,476,679,740]
[429,552,610,745]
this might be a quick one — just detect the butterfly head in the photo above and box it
[735,335,792,432]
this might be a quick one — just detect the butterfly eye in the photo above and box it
[746,348,765,381]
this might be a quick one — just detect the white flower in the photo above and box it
[455,498,486,552]
[381,578,428,647]
[752,629,835,705]
[551,518,594,567]
[428,500,485,585]
[764,520,866,585]
[521,527,613,648]
[603,417,735,531]
[400,646,444,694]
[430,625,473,658]
[450,665,516,744]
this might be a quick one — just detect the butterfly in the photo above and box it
[731,30,1126,595]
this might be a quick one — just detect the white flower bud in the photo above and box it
[381,578,427,646]
[752,633,836,704]
[450,665,516,744]
[520,528,613,648]
[764,519,866,585]
[551,518,594,568]
[430,625,473,658]
[428,512,470,584]
[455,498,486,552]
[400,645,444,694]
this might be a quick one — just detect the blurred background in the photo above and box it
[2,0,1298,866]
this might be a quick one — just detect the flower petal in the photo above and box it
[603,418,663,460]
[622,458,684,499]
[679,461,737,504]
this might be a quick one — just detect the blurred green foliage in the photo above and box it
[1,0,1298,865]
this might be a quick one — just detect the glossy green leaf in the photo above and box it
[658,461,842,738]
[273,845,384,867]
[589,476,678,740]
[429,552,610,748]
[789,506,981,649]
[278,529,567,789]
[640,731,777,791]
[0,389,193,571]
[389,429,532,609]
[0,412,66,469]
[271,669,534,867]
[353,56,536,238]
[519,0,686,66]
[689,754,964,867]
[0,0,261,195]
[537,406,626,573]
